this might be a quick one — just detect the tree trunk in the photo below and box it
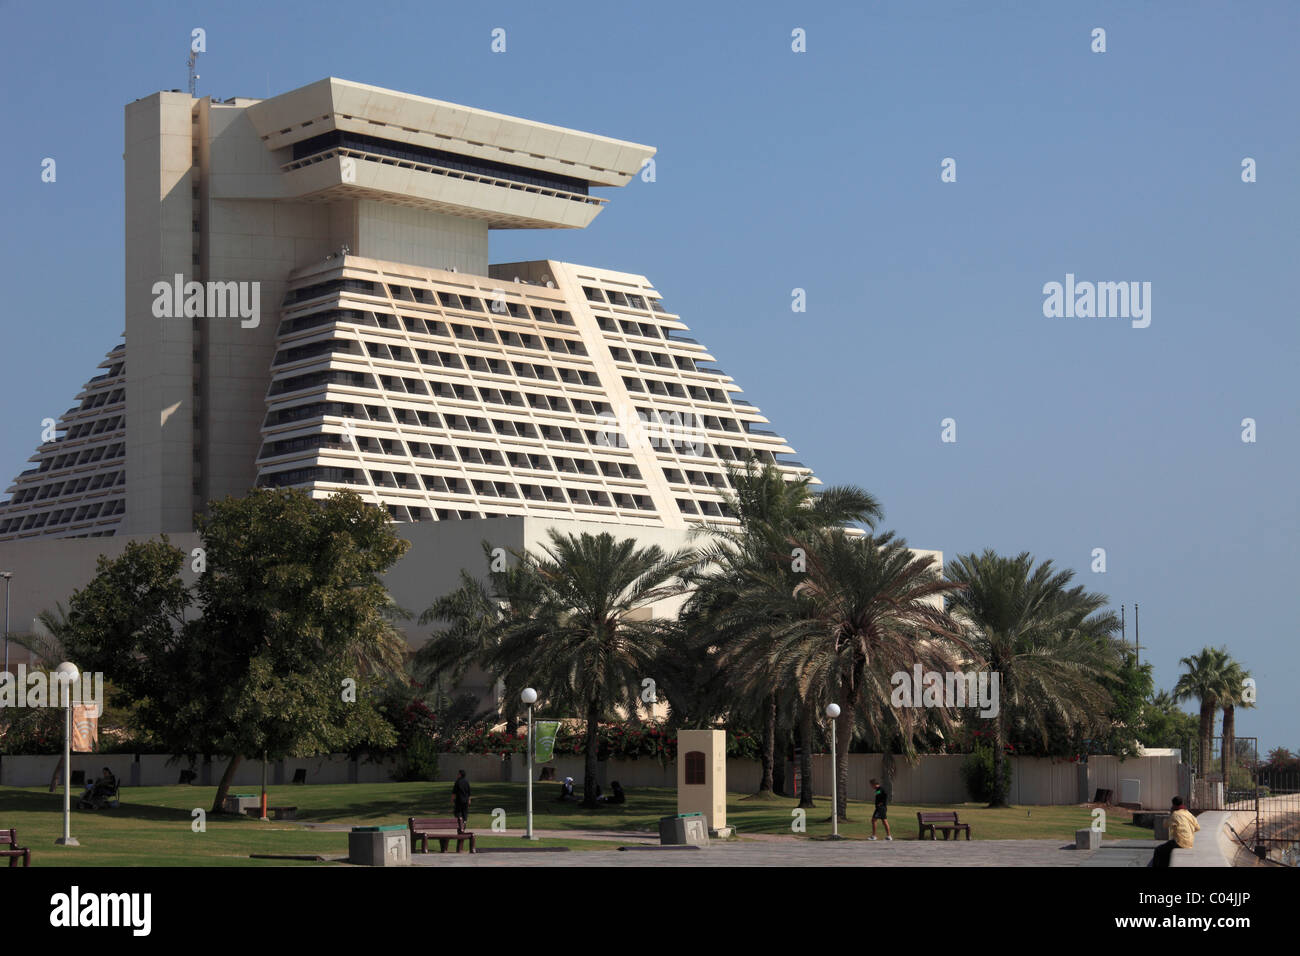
[1221,704,1236,792]
[757,693,776,794]
[882,741,896,798]
[797,705,815,808]
[835,699,854,821]
[1199,702,1214,807]
[48,754,64,793]
[581,700,600,808]
[772,730,787,797]
[989,717,1009,808]
[212,754,243,815]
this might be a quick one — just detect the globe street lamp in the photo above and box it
[521,687,538,841]
[55,661,81,846]
[825,703,841,839]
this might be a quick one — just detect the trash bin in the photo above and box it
[349,825,411,866]
[223,793,259,815]
[659,812,709,846]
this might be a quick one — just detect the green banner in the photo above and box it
[534,720,561,763]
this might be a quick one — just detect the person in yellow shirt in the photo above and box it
[1153,795,1200,867]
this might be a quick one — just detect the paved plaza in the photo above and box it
[405,835,1163,867]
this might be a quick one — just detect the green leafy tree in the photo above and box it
[59,490,409,813]
[1138,689,1200,752]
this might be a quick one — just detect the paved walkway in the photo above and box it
[409,837,1162,867]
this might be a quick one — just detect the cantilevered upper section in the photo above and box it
[242,78,656,230]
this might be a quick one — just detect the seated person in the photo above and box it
[556,776,576,801]
[80,767,117,807]
[598,781,626,804]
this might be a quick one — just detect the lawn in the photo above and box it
[0,781,1119,866]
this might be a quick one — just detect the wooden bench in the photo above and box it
[408,816,476,854]
[1,829,31,867]
[917,811,972,841]
[270,806,297,821]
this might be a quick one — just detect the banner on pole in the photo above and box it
[534,720,560,763]
[71,702,100,753]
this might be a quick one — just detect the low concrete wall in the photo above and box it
[1170,810,1241,867]
[0,750,1183,809]
[0,753,400,788]
[807,754,1176,807]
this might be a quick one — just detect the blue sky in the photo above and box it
[0,1,1295,751]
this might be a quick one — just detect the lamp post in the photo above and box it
[55,661,80,846]
[825,703,841,839]
[521,688,538,840]
[1,570,12,674]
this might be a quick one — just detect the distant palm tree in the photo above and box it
[487,530,696,808]
[1174,646,1234,804]
[1218,656,1253,790]
[945,550,1120,808]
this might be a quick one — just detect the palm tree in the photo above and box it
[1218,656,1253,791]
[945,550,1121,808]
[417,541,548,717]
[688,460,882,799]
[487,530,696,808]
[1174,646,1233,805]
[7,605,76,791]
[710,528,967,820]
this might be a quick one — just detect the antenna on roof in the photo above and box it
[187,47,201,97]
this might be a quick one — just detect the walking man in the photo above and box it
[452,769,472,833]
[868,778,893,841]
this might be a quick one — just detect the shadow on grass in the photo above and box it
[0,788,196,824]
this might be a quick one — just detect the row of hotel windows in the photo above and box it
[260,432,643,480]
[0,497,124,534]
[623,376,730,403]
[636,407,744,434]
[87,362,125,383]
[37,442,125,472]
[275,331,589,368]
[582,287,667,313]
[284,280,576,328]
[596,315,678,340]
[63,415,124,441]
[264,386,614,429]
[280,308,578,347]
[258,466,657,511]
[609,346,699,373]
[6,470,125,505]
[264,390,775,465]
[270,362,599,398]
[79,387,125,411]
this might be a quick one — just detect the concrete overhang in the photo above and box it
[245,77,655,189]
